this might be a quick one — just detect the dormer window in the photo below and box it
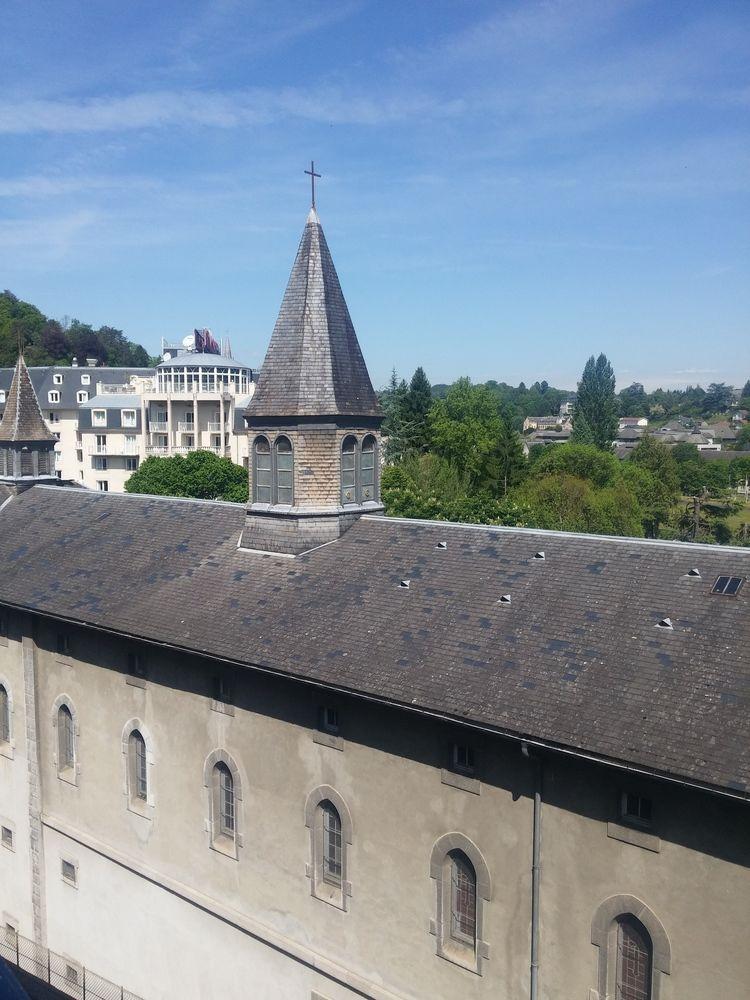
[92,409,106,427]
[53,373,64,385]
[80,374,90,385]
[76,391,88,404]
[48,390,60,404]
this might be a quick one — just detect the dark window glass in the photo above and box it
[360,436,376,500]
[129,730,147,801]
[58,705,75,771]
[0,685,9,743]
[451,743,475,774]
[215,763,234,837]
[621,792,652,826]
[450,851,477,945]
[712,575,744,596]
[322,802,342,885]
[341,436,357,503]
[254,437,272,503]
[616,916,652,1000]
[275,436,294,505]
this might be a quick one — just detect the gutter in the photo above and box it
[522,743,543,1000]
[1,598,747,806]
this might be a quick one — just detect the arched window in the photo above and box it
[305,785,353,910]
[321,802,342,886]
[128,730,147,804]
[616,916,652,1000]
[430,833,491,974]
[360,435,377,501]
[57,705,75,775]
[253,436,272,503]
[0,684,10,745]
[274,436,294,505]
[591,896,670,999]
[341,436,357,504]
[214,762,235,841]
[449,851,477,946]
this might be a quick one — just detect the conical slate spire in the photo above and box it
[247,209,382,420]
[0,355,56,443]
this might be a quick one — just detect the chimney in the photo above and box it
[86,357,97,368]
[71,357,79,367]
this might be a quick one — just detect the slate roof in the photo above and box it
[246,209,382,420]
[0,356,56,443]
[1,486,749,799]
[0,365,154,413]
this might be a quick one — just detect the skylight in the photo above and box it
[711,576,744,597]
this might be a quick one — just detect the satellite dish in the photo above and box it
[182,334,195,350]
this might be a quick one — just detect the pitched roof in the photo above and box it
[1,486,749,800]
[0,355,56,443]
[246,209,382,420]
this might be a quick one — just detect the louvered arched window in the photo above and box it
[274,436,294,505]
[253,436,272,503]
[341,436,357,504]
[360,435,376,501]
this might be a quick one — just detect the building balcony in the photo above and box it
[149,421,168,432]
[177,421,196,432]
[206,421,224,432]
[87,443,140,456]
[146,446,169,456]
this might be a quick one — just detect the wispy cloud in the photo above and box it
[0,86,462,134]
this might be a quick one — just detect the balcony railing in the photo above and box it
[149,421,168,432]
[87,444,139,456]
[146,446,169,456]
[177,421,196,432]
[0,926,143,1000]
[206,421,222,432]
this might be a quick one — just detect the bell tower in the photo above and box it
[0,354,57,495]
[241,201,384,555]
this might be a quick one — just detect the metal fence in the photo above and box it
[0,927,143,1000]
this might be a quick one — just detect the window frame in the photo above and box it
[203,750,243,858]
[429,833,492,975]
[304,785,353,910]
[252,434,295,506]
[92,409,107,427]
[620,790,653,829]
[340,434,379,505]
[0,683,11,749]
[53,698,78,784]
[76,390,89,404]
[121,409,137,428]
[591,895,671,1000]
[121,719,154,816]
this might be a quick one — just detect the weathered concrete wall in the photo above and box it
[1,615,749,1000]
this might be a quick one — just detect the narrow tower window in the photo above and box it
[213,762,235,841]
[274,436,294,505]
[128,729,148,804]
[341,435,358,504]
[253,436,272,503]
[0,685,10,744]
[360,435,376,501]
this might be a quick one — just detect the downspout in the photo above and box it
[522,742,543,1000]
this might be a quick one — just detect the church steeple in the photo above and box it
[242,205,384,556]
[0,354,57,492]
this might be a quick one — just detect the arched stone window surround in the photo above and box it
[202,749,244,857]
[429,832,491,975]
[304,785,353,910]
[51,695,80,785]
[252,433,295,506]
[591,894,671,999]
[0,675,15,759]
[120,718,156,815]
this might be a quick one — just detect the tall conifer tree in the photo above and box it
[573,354,618,450]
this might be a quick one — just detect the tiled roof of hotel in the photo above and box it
[1,486,748,799]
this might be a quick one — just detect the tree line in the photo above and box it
[0,290,157,368]
[380,356,750,545]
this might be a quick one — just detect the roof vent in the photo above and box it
[687,568,701,578]
[655,617,674,630]
[436,541,448,550]
[533,551,545,560]
[498,594,512,605]
[399,579,411,589]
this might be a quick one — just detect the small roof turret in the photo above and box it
[0,354,56,443]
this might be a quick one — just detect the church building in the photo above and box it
[0,203,748,1000]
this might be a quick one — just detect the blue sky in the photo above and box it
[1,0,748,391]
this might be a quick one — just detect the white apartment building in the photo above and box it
[0,353,256,493]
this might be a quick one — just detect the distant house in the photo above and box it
[522,427,572,455]
[618,416,648,429]
[523,415,571,432]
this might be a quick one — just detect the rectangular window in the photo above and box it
[61,859,77,885]
[48,390,60,403]
[451,743,475,775]
[128,651,146,678]
[125,457,138,472]
[80,374,90,385]
[220,769,235,835]
[712,575,744,596]
[92,456,107,471]
[92,409,106,427]
[96,480,108,492]
[1,826,13,850]
[121,409,136,427]
[53,373,64,385]
[214,676,232,704]
[76,391,88,404]
[56,633,71,656]
[620,791,653,827]
[320,706,339,735]
[323,807,342,885]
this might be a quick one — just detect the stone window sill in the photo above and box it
[441,769,480,795]
[210,699,235,717]
[126,675,147,689]
[58,769,78,787]
[313,731,343,751]
[607,821,660,853]
[0,743,14,761]
[0,636,8,647]
[210,835,238,860]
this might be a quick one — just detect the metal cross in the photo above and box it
[304,160,321,210]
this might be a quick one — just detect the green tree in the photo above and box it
[496,419,526,494]
[125,451,248,502]
[702,382,733,415]
[401,367,433,453]
[379,369,410,462]
[629,435,680,495]
[429,378,503,491]
[530,443,620,488]
[734,425,750,450]
[573,354,618,450]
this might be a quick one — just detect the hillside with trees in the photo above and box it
[0,290,157,368]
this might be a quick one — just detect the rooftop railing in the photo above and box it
[0,927,143,1000]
